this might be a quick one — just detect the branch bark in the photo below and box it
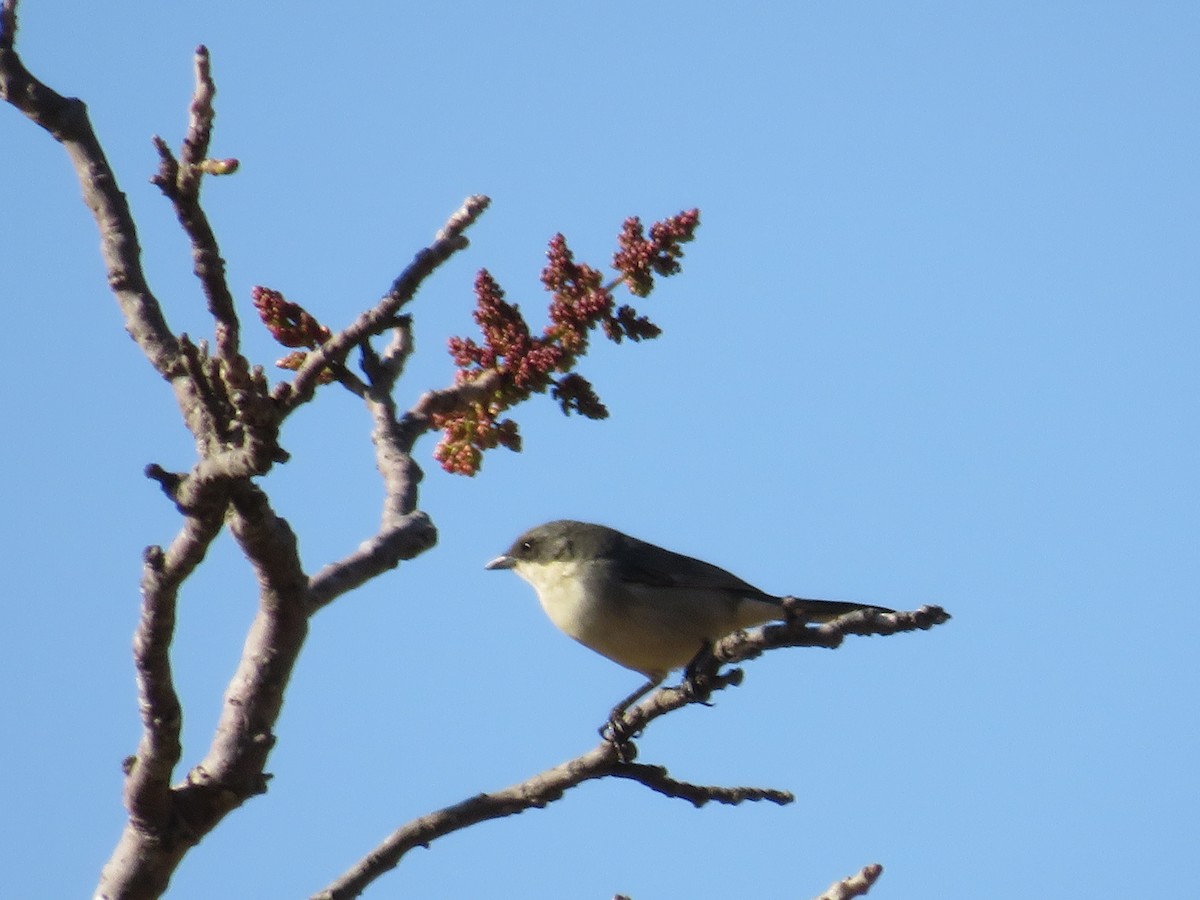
[150,45,241,364]
[2,9,475,895]
[0,0,204,424]
[126,512,227,827]
[273,194,491,413]
[314,606,949,899]
[611,605,951,739]
[812,863,884,900]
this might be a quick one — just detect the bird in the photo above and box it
[486,519,893,735]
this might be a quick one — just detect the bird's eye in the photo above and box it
[520,540,534,553]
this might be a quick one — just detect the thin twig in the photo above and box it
[316,605,949,899]
[812,864,884,900]
[377,315,415,382]
[178,46,217,186]
[311,743,623,900]
[289,197,493,614]
[400,368,506,440]
[610,764,794,807]
[613,605,951,739]
[150,46,241,362]
[100,506,230,899]
[276,194,492,412]
[305,512,437,614]
[126,511,227,825]
[303,323,437,615]
[0,4,222,437]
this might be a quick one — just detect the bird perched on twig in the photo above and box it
[486,520,892,738]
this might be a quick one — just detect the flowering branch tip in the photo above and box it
[434,209,700,475]
[252,286,336,383]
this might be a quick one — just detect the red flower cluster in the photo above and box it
[435,209,700,475]
[251,285,335,381]
[251,285,331,349]
[448,270,567,390]
[612,208,700,297]
[431,393,521,477]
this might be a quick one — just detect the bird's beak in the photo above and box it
[485,555,515,571]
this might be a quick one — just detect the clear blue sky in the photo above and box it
[2,2,1197,898]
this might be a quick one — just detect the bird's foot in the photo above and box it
[600,715,639,762]
[681,676,717,707]
[682,641,719,706]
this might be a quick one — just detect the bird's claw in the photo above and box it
[681,671,716,706]
[600,716,639,762]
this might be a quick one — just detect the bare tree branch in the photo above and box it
[402,368,506,437]
[149,45,241,364]
[6,5,951,897]
[305,512,437,613]
[312,743,623,900]
[1,1,184,375]
[293,204,492,612]
[197,482,309,780]
[609,764,794,807]
[177,46,218,181]
[302,381,436,614]
[316,606,948,899]
[301,375,438,615]
[126,511,227,827]
[292,195,499,614]
[811,863,884,900]
[274,194,492,412]
[376,314,415,380]
[3,14,321,893]
[315,749,792,900]
[89,117,483,900]
[0,5,261,475]
[612,605,951,740]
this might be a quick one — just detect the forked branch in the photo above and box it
[314,607,949,899]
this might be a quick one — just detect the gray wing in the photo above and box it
[607,532,775,599]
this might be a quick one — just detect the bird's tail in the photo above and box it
[784,597,894,622]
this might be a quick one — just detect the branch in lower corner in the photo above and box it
[609,762,794,808]
[811,863,884,900]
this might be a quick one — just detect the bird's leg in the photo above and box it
[600,677,661,748]
[681,641,718,706]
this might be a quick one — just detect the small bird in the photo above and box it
[486,520,892,732]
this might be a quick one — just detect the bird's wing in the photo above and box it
[607,533,774,599]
